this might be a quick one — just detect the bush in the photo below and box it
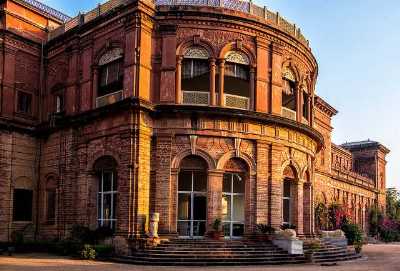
[256,224,275,234]
[341,222,363,245]
[280,224,296,230]
[80,244,96,260]
[94,244,113,258]
[94,227,114,241]
[379,218,400,242]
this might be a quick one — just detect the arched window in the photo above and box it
[181,47,210,105]
[282,67,297,120]
[94,156,118,230]
[177,156,208,237]
[97,48,124,107]
[223,51,250,110]
[302,86,309,120]
[222,158,248,238]
[282,166,296,226]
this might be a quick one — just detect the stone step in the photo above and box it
[313,254,361,263]
[133,252,293,258]
[113,258,307,266]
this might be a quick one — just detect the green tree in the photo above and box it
[386,188,400,221]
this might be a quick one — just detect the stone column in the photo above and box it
[207,170,224,233]
[293,180,304,236]
[218,59,225,107]
[249,67,256,110]
[92,67,99,108]
[308,96,312,124]
[303,182,312,236]
[269,144,284,228]
[209,58,216,106]
[175,56,183,104]
[296,87,303,122]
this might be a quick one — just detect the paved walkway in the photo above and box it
[0,244,400,271]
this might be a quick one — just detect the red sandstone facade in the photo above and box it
[0,0,389,248]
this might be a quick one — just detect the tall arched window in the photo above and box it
[222,158,248,238]
[223,51,250,110]
[181,47,210,106]
[177,156,208,238]
[97,48,124,107]
[94,156,118,230]
[282,67,297,120]
[282,166,296,226]
[302,83,310,123]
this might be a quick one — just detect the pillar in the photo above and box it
[175,56,183,104]
[303,182,312,236]
[209,58,216,106]
[207,170,224,233]
[293,181,304,236]
[269,144,284,228]
[249,67,256,110]
[296,86,303,122]
[218,59,225,107]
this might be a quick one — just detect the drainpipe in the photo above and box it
[34,41,45,240]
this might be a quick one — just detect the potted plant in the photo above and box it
[256,224,276,241]
[354,240,363,254]
[208,219,222,240]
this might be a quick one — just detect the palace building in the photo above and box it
[0,0,389,249]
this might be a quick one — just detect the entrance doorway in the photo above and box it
[222,172,245,238]
[177,156,208,238]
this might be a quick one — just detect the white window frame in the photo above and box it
[97,170,117,229]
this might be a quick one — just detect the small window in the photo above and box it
[98,60,123,97]
[17,92,32,114]
[13,189,33,222]
[303,91,309,119]
[47,190,56,224]
[55,94,64,113]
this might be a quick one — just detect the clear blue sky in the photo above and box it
[42,0,399,189]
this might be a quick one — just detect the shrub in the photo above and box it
[341,222,363,245]
[256,224,275,234]
[212,219,221,231]
[80,244,96,260]
[379,218,400,242]
[280,224,296,230]
[94,227,114,241]
[94,244,113,258]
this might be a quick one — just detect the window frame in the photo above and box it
[13,189,33,222]
[16,91,33,115]
[97,170,118,230]
[98,59,124,98]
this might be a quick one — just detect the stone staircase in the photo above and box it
[304,239,362,264]
[115,239,307,266]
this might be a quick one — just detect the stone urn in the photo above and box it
[149,213,160,238]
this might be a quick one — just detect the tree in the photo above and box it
[386,188,400,221]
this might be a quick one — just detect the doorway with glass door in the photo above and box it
[222,172,245,238]
[177,168,207,238]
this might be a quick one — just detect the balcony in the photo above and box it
[282,107,297,121]
[96,90,123,108]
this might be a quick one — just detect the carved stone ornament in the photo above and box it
[225,51,250,65]
[184,47,209,59]
[98,48,123,66]
[189,135,198,155]
[234,138,242,157]
[282,66,296,82]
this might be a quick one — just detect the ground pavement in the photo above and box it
[0,244,399,271]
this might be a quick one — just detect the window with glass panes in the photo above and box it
[98,171,117,229]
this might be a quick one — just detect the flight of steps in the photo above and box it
[304,239,362,264]
[115,239,307,266]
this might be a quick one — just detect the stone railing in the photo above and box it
[21,0,71,22]
[96,90,123,108]
[331,167,375,189]
[182,90,210,105]
[282,107,296,121]
[48,0,309,47]
[224,94,250,110]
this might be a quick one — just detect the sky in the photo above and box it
[41,0,399,189]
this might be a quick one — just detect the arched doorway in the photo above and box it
[222,158,248,238]
[177,156,208,238]
[282,165,297,227]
